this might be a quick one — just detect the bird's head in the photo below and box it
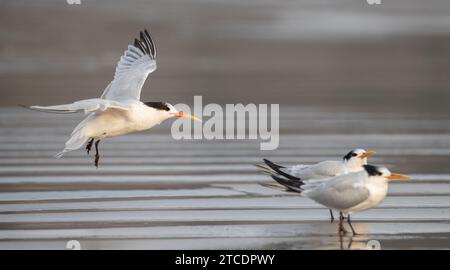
[167,103,201,121]
[144,102,201,122]
[363,165,410,181]
[343,149,376,170]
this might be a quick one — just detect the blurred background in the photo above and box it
[0,0,449,249]
[1,0,450,113]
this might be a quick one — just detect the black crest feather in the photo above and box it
[363,165,381,176]
[144,102,170,111]
[343,150,355,161]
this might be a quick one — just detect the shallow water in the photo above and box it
[0,107,449,250]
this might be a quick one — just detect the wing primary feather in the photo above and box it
[263,159,285,169]
[144,29,156,58]
[139,31,151,55]
[259,182,295,193]
[134,38,146,54]
[263,159,301,181]
[140,31,152,57]
[270,175,303,193]
[254,164,273,175]
[22,105,77,114]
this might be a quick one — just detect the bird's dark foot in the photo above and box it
[347,237,354,249]
[347,215,358,236]
[86,138,94,155]
[95,153,100,168]
[349,226,358,236]
[329,209,335,223]
[338,211,347,235]
[94,140,101,168]
[339,226,348,235]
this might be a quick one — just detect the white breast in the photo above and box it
[82,103,168,139]
[127,103,168,132]
[347,181,388,213]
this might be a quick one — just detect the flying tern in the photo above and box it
[257,149,376,221]
[26,29,201,167]
[267,164,410,235]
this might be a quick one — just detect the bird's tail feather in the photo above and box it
[54,150,68,159]
[55,128,89,158]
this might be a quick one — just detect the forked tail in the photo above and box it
[54,115,93,158]
[55,129,89,158]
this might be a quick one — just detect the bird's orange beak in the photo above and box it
[359,151,376,159]
[173,111,202,122]
[386,173,410,180]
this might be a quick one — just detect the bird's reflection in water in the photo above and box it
[301,219,374,250]
[337,223,372,250]
[260,221,377,250]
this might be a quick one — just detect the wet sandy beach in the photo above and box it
[0,107,449,249]
[1,0,450,249]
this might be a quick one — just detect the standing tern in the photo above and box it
[267,164,410,235]
[257,149,376,221]
[26,29,201,167]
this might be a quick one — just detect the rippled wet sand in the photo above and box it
[0,108,449,249]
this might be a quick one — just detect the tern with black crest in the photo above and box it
[257,149,376,221]
[27,29,201,167]
[266,164,410,235]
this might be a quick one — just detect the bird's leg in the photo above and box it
[338,211,347,235]
[347,236,354,249]
[329,209,335,223]
[94,140,101,168]
[347,214,358,236]
[86,138,94,155]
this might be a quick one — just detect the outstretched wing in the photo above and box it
[29,98,129,114]
[101,29,157,101]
